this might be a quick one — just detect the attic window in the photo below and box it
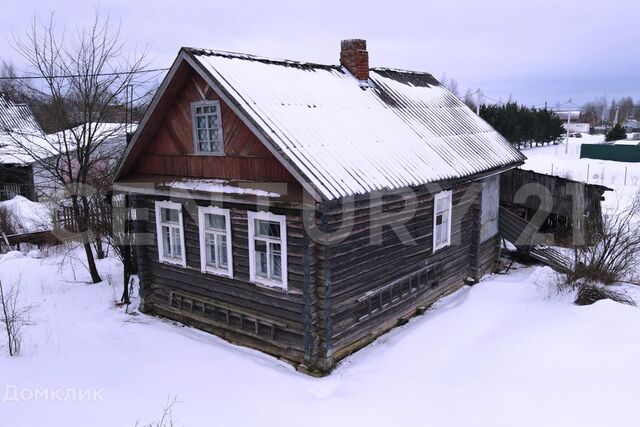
[192,100,224,155]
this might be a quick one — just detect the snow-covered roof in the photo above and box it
[183,48,524,200]
[0,94,46,165]
[554,111,581,121]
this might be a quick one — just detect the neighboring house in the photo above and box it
[554,111,590,134]
[0,93,45,201]
[623,119,640,133]
[114,39,525,375]
[34,122,136,201]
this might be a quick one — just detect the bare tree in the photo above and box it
[463,88,477,111]
[569,191,640,285]
[0,279,34,356]
[9,12,150,283]
[439,73,459,98]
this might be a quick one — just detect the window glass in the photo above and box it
[205,213,226,230]
[193,101,223,154]
[256,219,281,238]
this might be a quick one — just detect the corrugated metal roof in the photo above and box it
[0,94,45,165]
[187,49,525,200]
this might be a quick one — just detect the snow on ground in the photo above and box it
[0,196,52,233]
[520,134,640,212]
[2,247,640,427]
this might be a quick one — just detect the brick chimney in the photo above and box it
[340,39,369,81]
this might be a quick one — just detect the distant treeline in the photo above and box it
[479,103,565,148]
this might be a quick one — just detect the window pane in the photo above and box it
[196,107,202,114]
[205,213,225,230]
[198,129,207,142]
[210,141,221,152]
[255,219,280,238]
[255,240,268,278]
[270,242,281,280]
[208,115,217,129]
[219,235,228,268]
[161,208,178,223]
[197,116,207,129]
[172,227,182,257]
[162,226,171,257]
[209,129,218,141]
[436,197,449,213]
[206,233,216,266]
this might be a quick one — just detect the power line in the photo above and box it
[0,67,170,81]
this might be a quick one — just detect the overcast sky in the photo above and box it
[1,0,639,107]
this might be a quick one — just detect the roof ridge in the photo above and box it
[371,67,437,78]
[182,47,341,71]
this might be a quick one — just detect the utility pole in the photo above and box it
[565,98,573,154]
[565,110,571,154]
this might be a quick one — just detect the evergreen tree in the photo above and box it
[605,124,626,142]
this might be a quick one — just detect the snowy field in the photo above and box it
[520,134,640,212]
[1,135,640,426]
[2,248,640,427]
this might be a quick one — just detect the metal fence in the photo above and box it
[580,144,640,163]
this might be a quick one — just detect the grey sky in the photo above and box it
[2,0,638,107]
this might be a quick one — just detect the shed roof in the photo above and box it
[118,48,525,201]
[0,94,46,165]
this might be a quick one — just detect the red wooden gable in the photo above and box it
[121,62,298,184]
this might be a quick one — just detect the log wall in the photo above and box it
[314,182,486,367]
[134,179,499,374]
[136,195,311,365]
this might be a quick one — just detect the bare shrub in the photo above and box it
[0,279,34,356]
[0,206,22,236]
[568,192,640,285]
[136,397,179,427]
[574,282,635,306]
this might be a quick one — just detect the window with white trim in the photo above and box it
[433,190,452,251]
[192,100,224,154]
[155,201,186,266]
[247,211,287,290]
[198,206,233,277]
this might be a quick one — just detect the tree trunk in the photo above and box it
[120,244,131,305]
[71,195,102,284]
[0,281,14,356]
[94,235,106,260]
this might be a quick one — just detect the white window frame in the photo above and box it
[433,190,453,252]
[191,100,224,155]
[198,206,233,278]
[155,200,186,267]
[247,211,288,290]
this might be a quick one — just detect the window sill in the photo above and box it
[159,258,186,267]
[202,267,233,279]
[252,278,288,292]
[193,151,226,157]
[432,243,451,253]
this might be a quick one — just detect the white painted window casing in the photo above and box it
[191,100,224,155]
[155,200,186,267]
[198,206,233,277]
[247,211,288,290]
[433,190,452,251]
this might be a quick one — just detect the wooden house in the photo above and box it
[0,94,44,201]
[113,39,525,375]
